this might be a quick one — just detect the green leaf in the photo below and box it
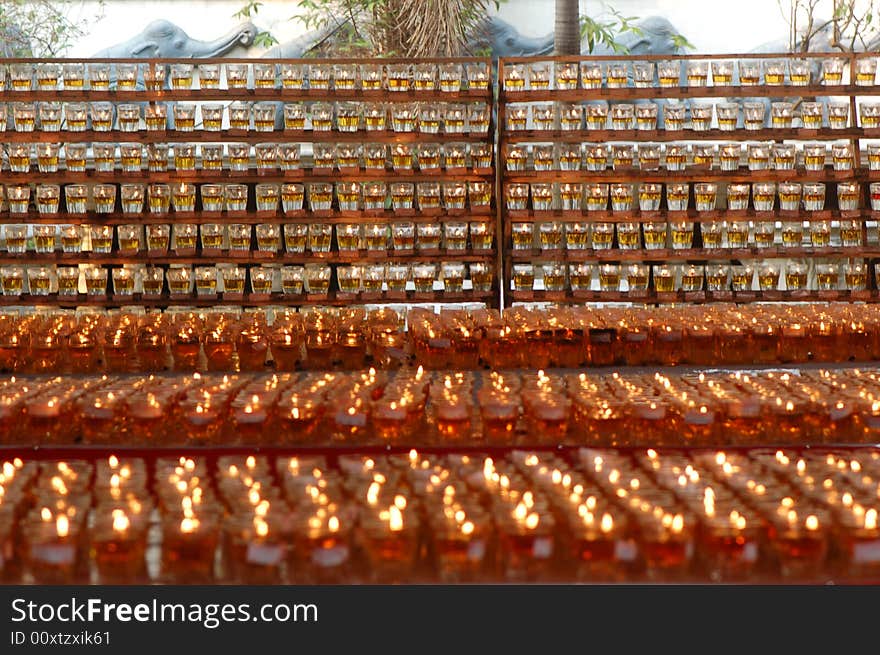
[580,3,641,54]
[671,33,696,51]
[233,1,263,19]
[254,31,279,47]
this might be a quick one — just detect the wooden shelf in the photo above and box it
[0,250,496,265]
[17,166,877,186]
[508,245,880,263]
[2,88,491,103]
[2,55,490,64]
[498,52,866,63]
[499,83,867,103]
[1,129,491,144]
[1,56,500,311]
[0,290,496,308]
[503,208,862,223]
[500,127,873,144]
[501,167,862,184]
[0,208,495,225]
[508,289,878,304]
[498,52,880,307]
[4,168,495,185]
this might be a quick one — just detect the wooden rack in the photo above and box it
[1,130,491,144]
[508,245,880,264]
[0,251,495,265]
[506,289,880,304]
[1,169,495,185]
[9,53,880,309]
[0,56,499,309]
[0,290,495,308]
[0,208,495,225]
[497,52,880,306]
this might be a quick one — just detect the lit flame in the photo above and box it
[248,488,261,506]
[113,513,130,533]
[483,458,494,479]
[56,515,70,538]
[51,476,68,495]
[181,517,200,533]
[366,482,380,506]
[704,488,716,517]
[671,514,684,534]
[255,518,269,538]
[388,506,404,532]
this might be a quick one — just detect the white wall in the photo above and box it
[63,0,827,57]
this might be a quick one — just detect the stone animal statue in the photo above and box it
[90,20,256,128]
[91,19,257,58]
[466,17,554,57]
[589,16,689,57]
[466,15,686,58]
